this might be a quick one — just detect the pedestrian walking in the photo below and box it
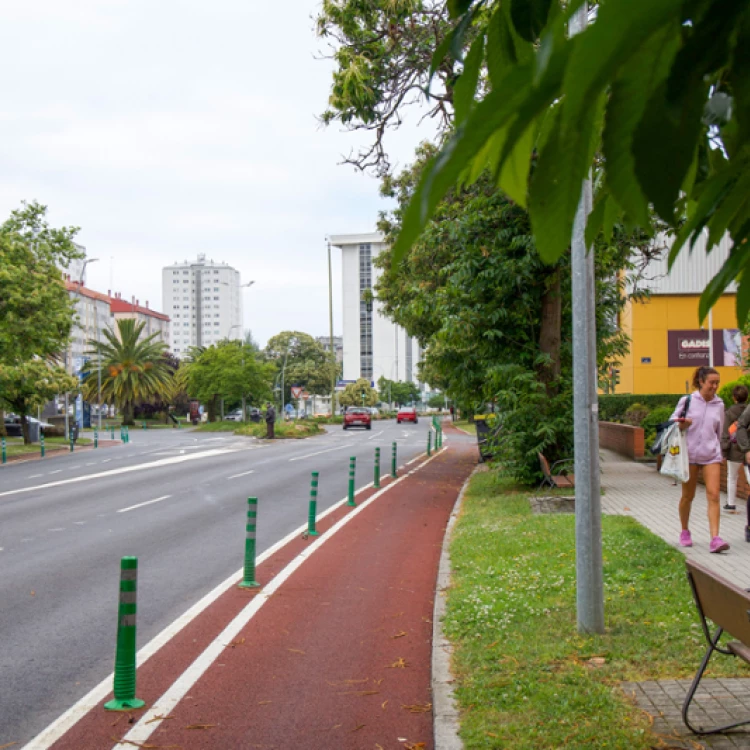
[672,366,729,553]
[728,393,750,543]
[720,384,748,512]
[265,402,276,439]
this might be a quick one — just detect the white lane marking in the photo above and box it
[85,462,96,466]
[112,451,440,750]
[73,521,86,525]
[368,430,384,441]
[28,474,43,479]
[101,459,111,463]
[69,465,82,469]
[48,528,65,532]
[117,495,172,514]
[227,470,255,479]
[288,444,352,462]
[406,453,426,465]
[48,470,62,475]
[22,468,388,750]
[0,449,234,499]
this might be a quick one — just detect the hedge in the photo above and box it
[598,394,685,423]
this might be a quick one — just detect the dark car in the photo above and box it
[343,407,372,430]
[397,406,418,424]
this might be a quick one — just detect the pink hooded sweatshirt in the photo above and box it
[670,391,724,465]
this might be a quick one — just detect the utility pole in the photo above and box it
[327,240,337,416]
[570,2,604,635]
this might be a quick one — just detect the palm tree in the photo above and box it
[82,319,172,426]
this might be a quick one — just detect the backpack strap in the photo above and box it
[680,395,692,419]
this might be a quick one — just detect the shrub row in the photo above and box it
[598,394,684,423]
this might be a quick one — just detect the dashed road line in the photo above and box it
[227,470,255,479]
[117,495,172,514]
[288,444,352,462]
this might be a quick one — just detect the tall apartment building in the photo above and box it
[329,232,421,385]
[161,254,243,354]
[316,335,344,365]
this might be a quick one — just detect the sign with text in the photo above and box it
[667,329,741,367]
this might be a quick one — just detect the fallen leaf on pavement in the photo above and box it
[228,638,245,648]
[185,724,216,730]
[389,658,408,668]
[382,701,388,710]
[402,703,432,714]
[392,631,407,639]
[351,724,366,732]
[30,591,35,597]
[287,648,305,655]
[0,743,18,749]
[258,701,272,705]
[404,743,426,749]
[145,714,174,724]
[337,690,379,696]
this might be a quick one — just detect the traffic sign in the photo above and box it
[291,386,304,399]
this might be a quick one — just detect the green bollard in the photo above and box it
[111,425,115,440]
[427,431,432,457]
[40,433,45,458]
[104,557,145,711]
[239,497,260,588]
[307,472,320,537]
[94,430,98,449]
[1,437,5,464]
[69,433,74,452]
[374,447,380,489]
[142,421,147,430]
[347,456,356,506]
[391,441,397,478]
[120,426,124,442]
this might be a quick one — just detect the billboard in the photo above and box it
[667,329,741,368]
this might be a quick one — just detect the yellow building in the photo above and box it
[614,233,745,395]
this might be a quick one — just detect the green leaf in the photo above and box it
[391,64,534,266]
[736,263,750,329]
[486,5,516,88]
[603,25,680,228]
[510,0,552,43]
[454,34,485,126]
[633,79,708,222]
[428,32,454,87]
[585,191,608,248]
[699,229,750,322]
[448,0,473,21]
[729,11,750,145]
[706,170,750,250]
[602,191,620,241]
[450,9,474,62]
[496,120,535,207]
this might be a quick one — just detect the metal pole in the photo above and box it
[328,240,337,416]
[96,300,102,431]
[708,307,714,367]
[570,1,604,635]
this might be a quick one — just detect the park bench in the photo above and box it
[537,453,575,491]
[682,559,750,735]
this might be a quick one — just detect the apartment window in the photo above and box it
[183,270,189,274]
[175,348,181,352]
[204,296,211,301]
[213,296,219,300]
[214,322,220,326]
[183,279,189,284]
[214,287,219,291]
[174,314,180,318]
[215,313,220,318]
[214,270,219,274]
[173,270,179,275]
[173,305,180,310]
[173,279,179,284]
[184,322,189,327]
[358,244,373,379]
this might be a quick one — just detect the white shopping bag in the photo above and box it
[660,423,690,484]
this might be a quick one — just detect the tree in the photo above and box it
[377,375,420,406]
[427,393,446,409]
[0,201,81,436]
[0,360,77,443]
[81,319,172,426]
[264,331,339,406]
[316,0,454,174]
[390,0,750,326]
[339,378,379,409]
[184,342,274,422]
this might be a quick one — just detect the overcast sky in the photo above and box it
[0,1,433,346]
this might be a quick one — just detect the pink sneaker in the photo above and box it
[710,536,730,553]
[679,530,692,547]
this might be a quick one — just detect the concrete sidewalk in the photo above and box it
[601,450,750,749]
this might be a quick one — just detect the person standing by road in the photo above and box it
[265,402,276,439]
[672,366,728,553]
[729,393,750,543]
[721,384,748,512]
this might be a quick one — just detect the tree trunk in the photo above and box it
[0,408,5,437]
[122,401,134,426]
[207,396,218,423]
[538,268,562,395]
[21,413,30,445]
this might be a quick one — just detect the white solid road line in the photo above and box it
[28,474,43,479]
[368,430,384,440]
[111,450,444,750]
[227,470,255,479]
[21,472,385,750]
[0,449,234,500]
[288,444,352,462]
[48,470,62,475]
[117,495,172,514]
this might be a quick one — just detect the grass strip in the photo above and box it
[444,469,748,749]
[453,420,477,436]
[192,420,323,439]
[2,436,92,456]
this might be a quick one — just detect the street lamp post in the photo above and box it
[225,281,254,421]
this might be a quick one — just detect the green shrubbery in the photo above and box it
[718,375,750,407]
[598,394,684,423]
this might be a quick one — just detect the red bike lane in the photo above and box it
[45,427,477,750]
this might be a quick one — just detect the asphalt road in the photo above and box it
[0,419,434,746]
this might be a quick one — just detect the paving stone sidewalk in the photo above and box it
[601,450,750,749]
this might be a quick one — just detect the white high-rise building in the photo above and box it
[161,254,243,354]
[329,232,421,385]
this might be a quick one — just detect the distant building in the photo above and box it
[329,232,421,384]
[316,335,344,364]
[614,232,744,394]
[161,254,243,354]
[109,294,170,346]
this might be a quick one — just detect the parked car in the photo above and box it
[225,409,244,422]
[343,407,372,430]
[397,406,418,424]
[3,415,54,437]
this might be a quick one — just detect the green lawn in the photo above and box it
[444,469,748,749]
[2,436,93,457]
[453,420,477,435]
[193,420,323,439]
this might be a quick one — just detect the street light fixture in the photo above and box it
[226,280,256,421]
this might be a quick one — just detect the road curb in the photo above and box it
[433,466,478,750]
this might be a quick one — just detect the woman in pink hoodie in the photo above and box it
[671,366,728,553]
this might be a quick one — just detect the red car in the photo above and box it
[343,407,372,430]
[396,406,418,424]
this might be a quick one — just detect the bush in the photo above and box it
[623,403,650,426]
[599,394,684,423]
[640,406,675,447]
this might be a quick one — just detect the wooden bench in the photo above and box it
[683,559,750,735]
[537,453,575,491]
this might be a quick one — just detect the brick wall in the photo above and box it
[599,422,645,460]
